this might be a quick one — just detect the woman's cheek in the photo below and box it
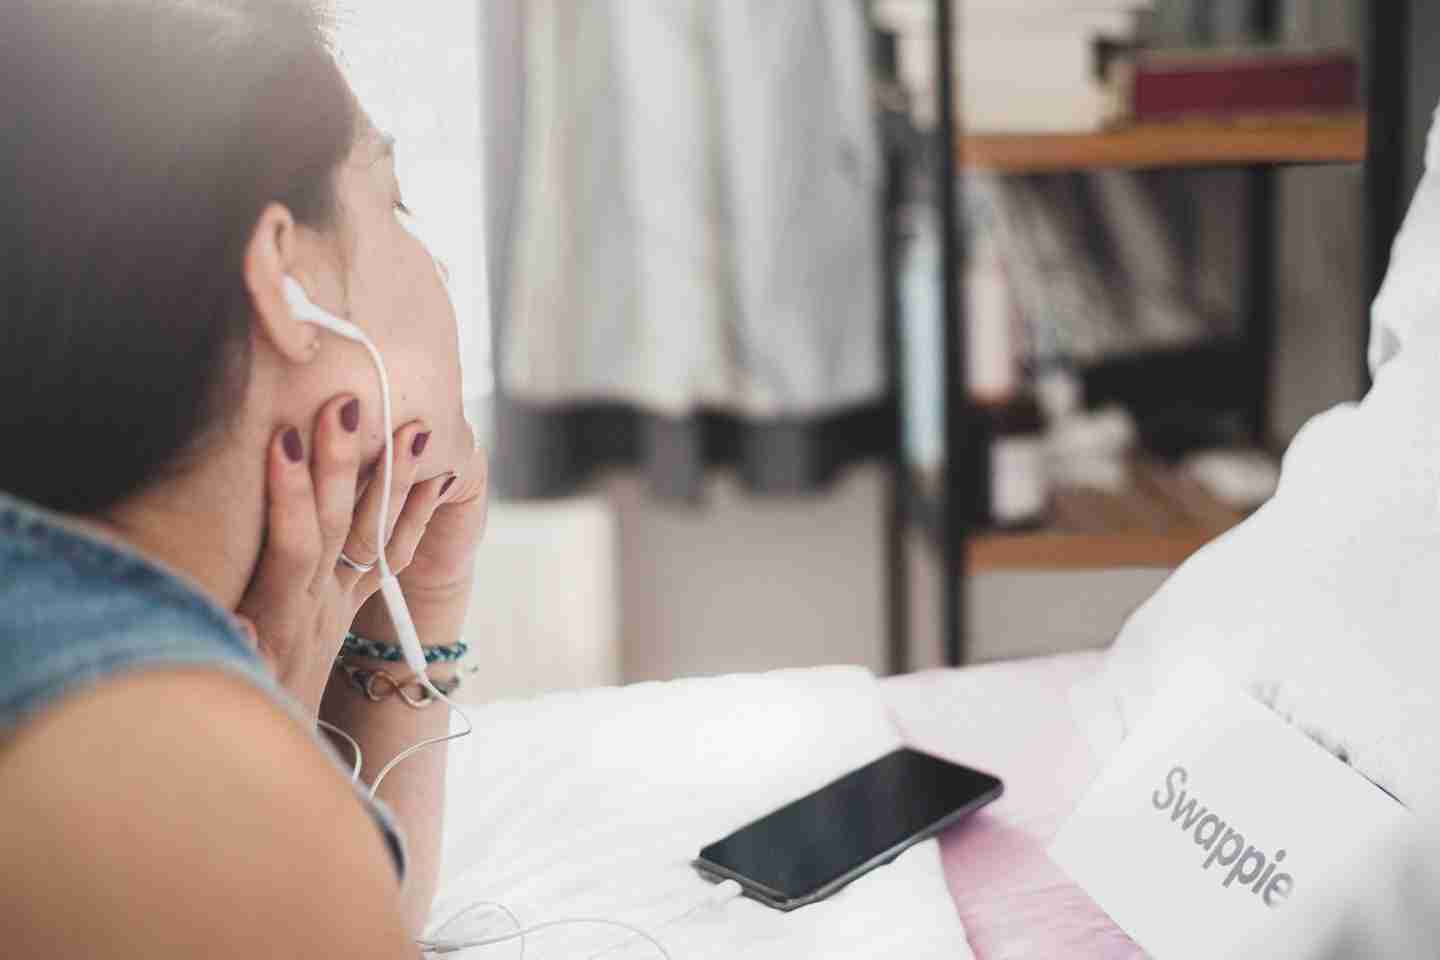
[384,347,468,478]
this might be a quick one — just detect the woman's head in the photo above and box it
[0,0,470,515]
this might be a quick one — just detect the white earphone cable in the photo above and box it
[298,279,682,958]
[289,276,476,788]
[343,321,474,798]
[418,880,743,958]
[344,336,666,949]
[316,718,363,781]
[358,332,396,586]
[426,899,527,958]
[418,915,673,958]
[368,688,473,799]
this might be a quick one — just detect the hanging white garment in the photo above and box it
[504,0,883,419]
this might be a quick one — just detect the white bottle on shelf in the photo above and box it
[969,229,1051,529]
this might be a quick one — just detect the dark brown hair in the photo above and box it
[0,0,358,513]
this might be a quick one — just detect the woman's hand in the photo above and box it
[348,443,489,652]
[235,394,448,715]
[321,442,486,941]
[397,444,489,607]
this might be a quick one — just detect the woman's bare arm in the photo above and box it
[0,669,417,958]
[324,446,488,935]
[332,588,470,937]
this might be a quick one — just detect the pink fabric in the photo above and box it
[882,653,1143,960]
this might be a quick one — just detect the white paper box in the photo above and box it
[1050,660,1411,960]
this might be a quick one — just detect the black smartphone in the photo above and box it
[693,748,1003,911]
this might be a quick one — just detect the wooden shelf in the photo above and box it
[913,458,1247,572]
[959,114,1367,173]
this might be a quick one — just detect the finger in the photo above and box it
[250,426,324,602]
[342,420,429,588]
[417,445,491,558]
[449,445,491,540]
[444,444,490,507]
[310,394,364,588]
[389,446,490,594]
[376,472,454,579]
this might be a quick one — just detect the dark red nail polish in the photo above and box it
[283,428,304,462]
[440,475,456,497]
[340,398,360,432]
[412,432,431,457]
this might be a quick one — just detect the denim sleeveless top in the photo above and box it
[0,490,406,881]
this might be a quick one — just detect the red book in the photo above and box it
[1127,49,1357,122]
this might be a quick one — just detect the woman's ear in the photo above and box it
[244,203,322,363]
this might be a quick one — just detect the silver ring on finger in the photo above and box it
[338,551,376,574]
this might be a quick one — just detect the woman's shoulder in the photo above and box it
[0,667,413,959]
[0,490,279,735]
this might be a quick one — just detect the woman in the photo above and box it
[0,1,483,954]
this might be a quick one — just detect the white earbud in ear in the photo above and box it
[279,275,437,696]
[282,276,366,343]
[278,274,472,806]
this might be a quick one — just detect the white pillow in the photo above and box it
[1239,813,1439,958]
[1371,98,1440,375]
[1084,311,1440,809]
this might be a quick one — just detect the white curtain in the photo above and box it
[499,0,884,419]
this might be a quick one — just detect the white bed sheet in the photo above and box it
[430,666,973,959]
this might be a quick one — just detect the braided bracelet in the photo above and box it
[331,661,462,709]
[340,632,469,665]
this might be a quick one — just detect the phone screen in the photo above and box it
[696,748,1002,909]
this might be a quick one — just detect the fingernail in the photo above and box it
[340,398,360,433]
[440,475,456,497]
[412,431,431,457]
[283,428,304,462]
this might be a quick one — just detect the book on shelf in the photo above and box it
[873,0,1154,133]
[968,173,1219,371]
[1105,47,1359,124]
[962,7,1144,134]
